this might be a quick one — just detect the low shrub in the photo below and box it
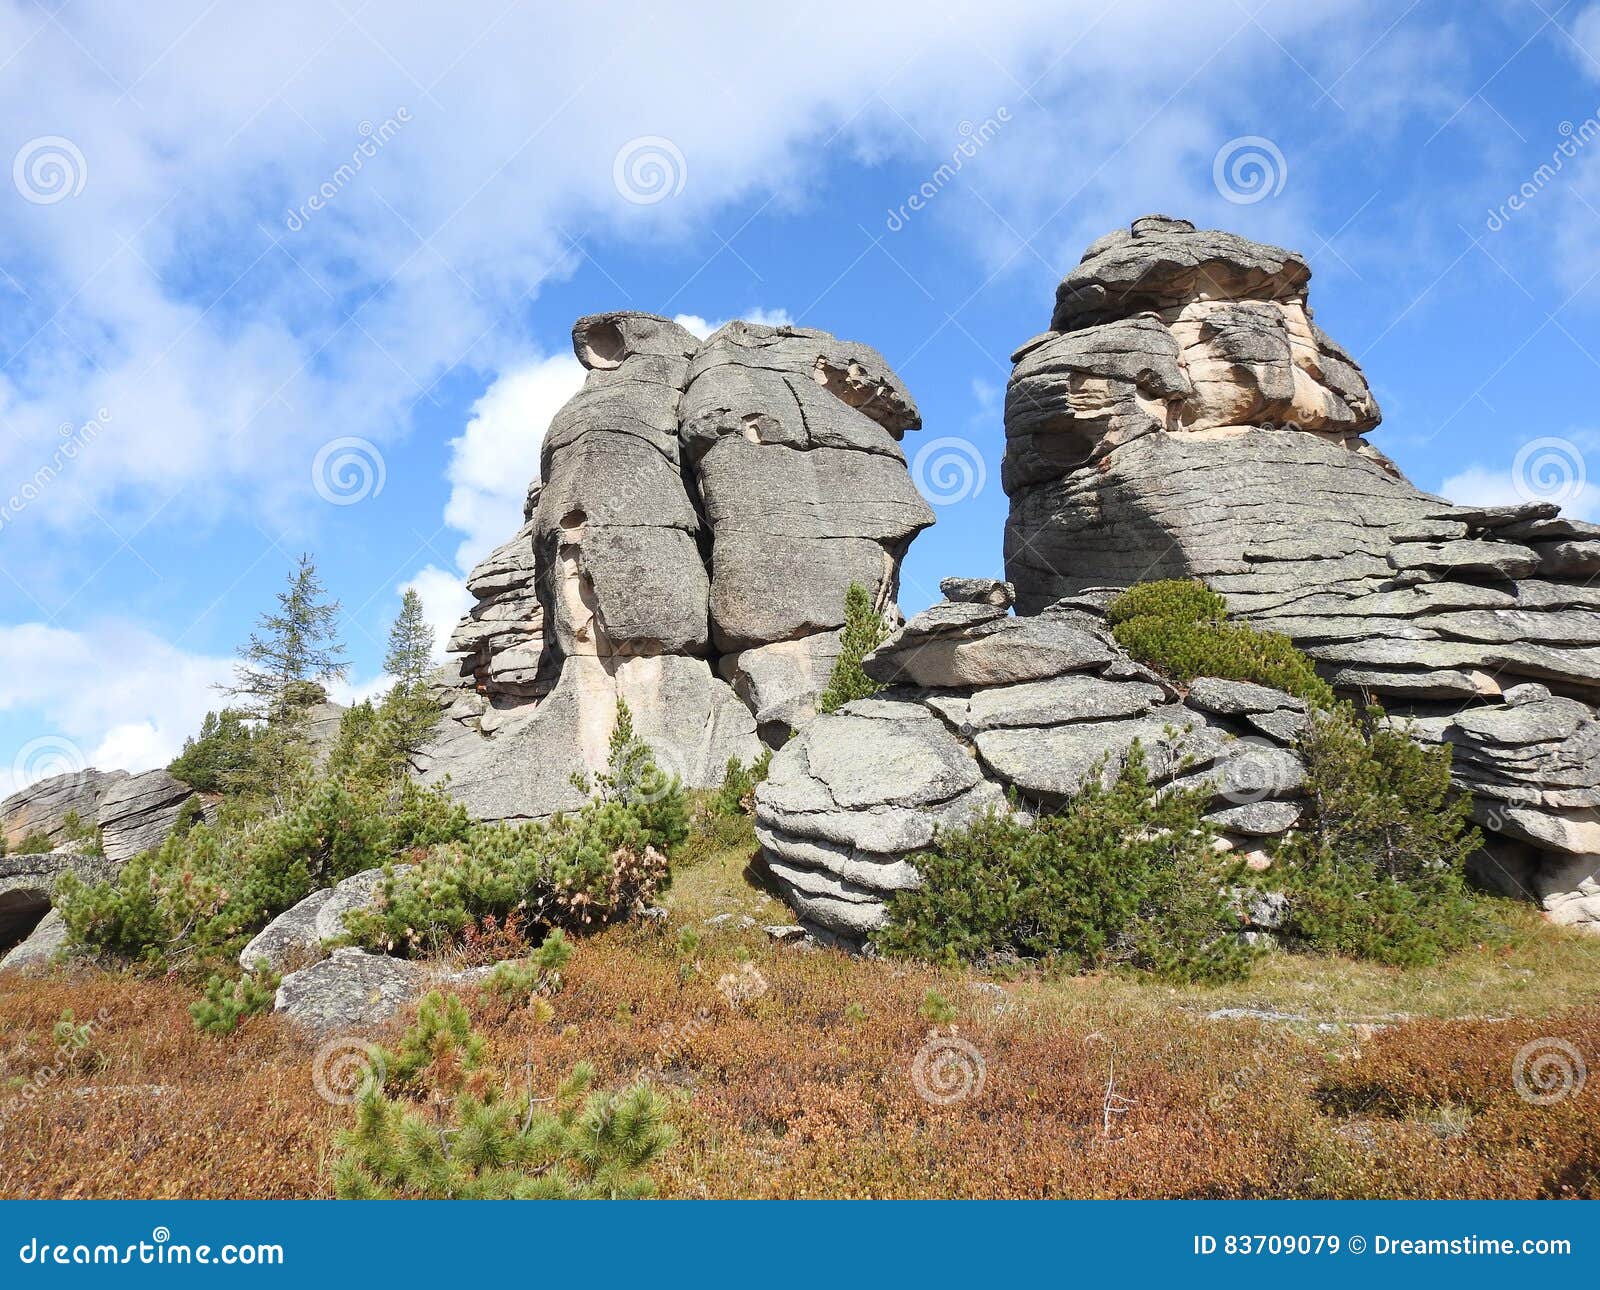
[330,990,675,1199]
[1107,579,1333,706]
[876,747,1255,983]
[190,963,280,1036]
[345,705,683,957]
[13,832,54,856]
[55,773,470,975]
[713,749,772,818]
[1273,702,1483,965]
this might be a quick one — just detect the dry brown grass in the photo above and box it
[2,822,1596,1199]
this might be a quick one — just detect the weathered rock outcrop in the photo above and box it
[1,770,127,850]
[97,769,200,864]
[1002,215,1600,931]
[0,851,118,967]
[755,584,1308,943]
[422,313,934,815]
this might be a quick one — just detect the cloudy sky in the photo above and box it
[1,0,1598,791]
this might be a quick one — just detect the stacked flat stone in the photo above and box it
[421,313,934,818]
[1001,215,1600,932]
[755,579,1310,944]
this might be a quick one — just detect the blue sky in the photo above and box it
[1,0,1599,791]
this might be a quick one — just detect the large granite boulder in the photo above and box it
[1,769,127,850]
[755,589,1311,944]
[422,313,934,819]
[1001,216,1600,933]
[97,769,199,863]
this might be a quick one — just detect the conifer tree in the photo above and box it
[818,581,889,713]
[331,990,675,1199]
[225,554,346,795]
[374,587,441,770]
[229,553,347,723]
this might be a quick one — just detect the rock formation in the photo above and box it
[1001,215,1600,932]
[0,769,127,850]
[0,850,118,970]
[755,579,1310,943]
[421,314,934,818]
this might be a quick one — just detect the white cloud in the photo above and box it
[0,0,1395,561]
[672,307,795,340]
[1439,454,1600,522]
[443,356,584,571]
[1572,5,1600,80]
[0,622,233,794]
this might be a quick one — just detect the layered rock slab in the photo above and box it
[755,587,1312,944]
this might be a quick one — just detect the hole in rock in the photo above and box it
[577,320,626,369]
[0,888,51,956]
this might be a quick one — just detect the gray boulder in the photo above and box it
[274,948,426,1032]
[0,908,68,974]
[238,888,334,973]
[1,769,127,850]
[97,769,199,863]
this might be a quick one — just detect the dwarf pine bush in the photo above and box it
[1273,702,1483,965]
[1107,579,1333,706]
[331,990,675,1199]
[55,763,470,974]
[345,704,683,957]
[877,747,1255,983]
[190,963,281,1036]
